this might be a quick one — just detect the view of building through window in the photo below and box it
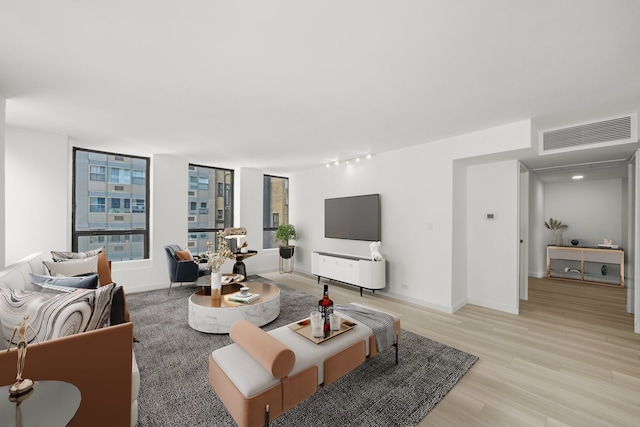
[73,148,150,261]
[263,175,289,249]
[188,164,234,255]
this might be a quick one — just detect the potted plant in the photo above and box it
[275,224,297,259]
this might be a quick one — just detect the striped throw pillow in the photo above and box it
[0,284,114,345]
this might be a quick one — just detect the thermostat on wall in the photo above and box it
[485,213,497,220]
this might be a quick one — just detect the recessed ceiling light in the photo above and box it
[572,175,584,180]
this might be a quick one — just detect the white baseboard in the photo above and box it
[467,297,519,314]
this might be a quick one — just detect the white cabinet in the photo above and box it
[311,252,386,296]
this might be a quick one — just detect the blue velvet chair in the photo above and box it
[164,245,210,295]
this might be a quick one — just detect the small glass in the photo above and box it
[330,313,341,331]
[309,312,323,338]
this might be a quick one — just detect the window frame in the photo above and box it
[263,174,289,249]
[188,163,234,254]
[72,147,150,260]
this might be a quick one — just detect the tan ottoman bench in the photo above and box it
[208,303,400,427]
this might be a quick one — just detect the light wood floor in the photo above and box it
[261,272,640,427]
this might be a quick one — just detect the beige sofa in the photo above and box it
[209,303,400,427]
[0,252,140,427]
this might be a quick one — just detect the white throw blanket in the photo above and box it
[334,304,396,352]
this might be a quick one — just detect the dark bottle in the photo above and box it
[318,284,334,337]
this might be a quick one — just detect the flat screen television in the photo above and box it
[324,194,381,241]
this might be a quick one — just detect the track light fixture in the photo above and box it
[325,153,375,168]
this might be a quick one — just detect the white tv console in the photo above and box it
[311,251,386,296]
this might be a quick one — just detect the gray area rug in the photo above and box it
[127,276,478,426]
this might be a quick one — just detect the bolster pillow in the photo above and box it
[229,319,295,378]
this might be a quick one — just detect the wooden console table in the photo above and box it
[546,246,624,287]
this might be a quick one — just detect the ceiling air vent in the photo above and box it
[540,114,637,155]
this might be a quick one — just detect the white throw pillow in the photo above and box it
[43,255,99,277]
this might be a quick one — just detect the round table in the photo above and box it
[188,281,280,333]
[0,380,81,426]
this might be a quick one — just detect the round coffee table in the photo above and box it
[0,380,81,426]
[188,281,280,333]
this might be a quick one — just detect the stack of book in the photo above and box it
[228,292,260,303]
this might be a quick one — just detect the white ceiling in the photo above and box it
[1,1,639,176]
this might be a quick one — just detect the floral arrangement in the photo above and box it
[545,218,568,246]
[544,218,568,232]
[205,231,234,272]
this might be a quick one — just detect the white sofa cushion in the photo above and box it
[43,255,99,277]
[270,313,373,385]
[212,313,373,398]
[212,343,282,398]
[131,351,140,427]
[0,252,52,291]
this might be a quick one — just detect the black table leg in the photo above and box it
[233,261,247,281]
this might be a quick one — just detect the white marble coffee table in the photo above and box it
[188,281,280,333]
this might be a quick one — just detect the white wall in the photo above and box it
[624,161,635,313]
[451,160,468,310]
[1,137,274,293]
[466,160,520,314]
[236,167,281,274]
[544,179,623,248]
[528,172,546,277]
[0,95,5,269]
[4,119,533,315]
[4,127,69,265]
[291,120,532,312]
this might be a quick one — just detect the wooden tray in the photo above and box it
[288,318,356,344]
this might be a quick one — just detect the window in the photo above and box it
[199,177,209,190]
[189,176,198,190]
[73,148,150,261]
[89,197,105,213]
[263,175,289,249]
[90,166,106,181]
[108,167,131,184]
[132,170,145,185]
[187,164,234,256]
[133,199,145,213]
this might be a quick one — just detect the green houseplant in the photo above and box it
[275,224,297,259]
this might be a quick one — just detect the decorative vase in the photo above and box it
[210,271,222,290]
[210,270,222,301]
